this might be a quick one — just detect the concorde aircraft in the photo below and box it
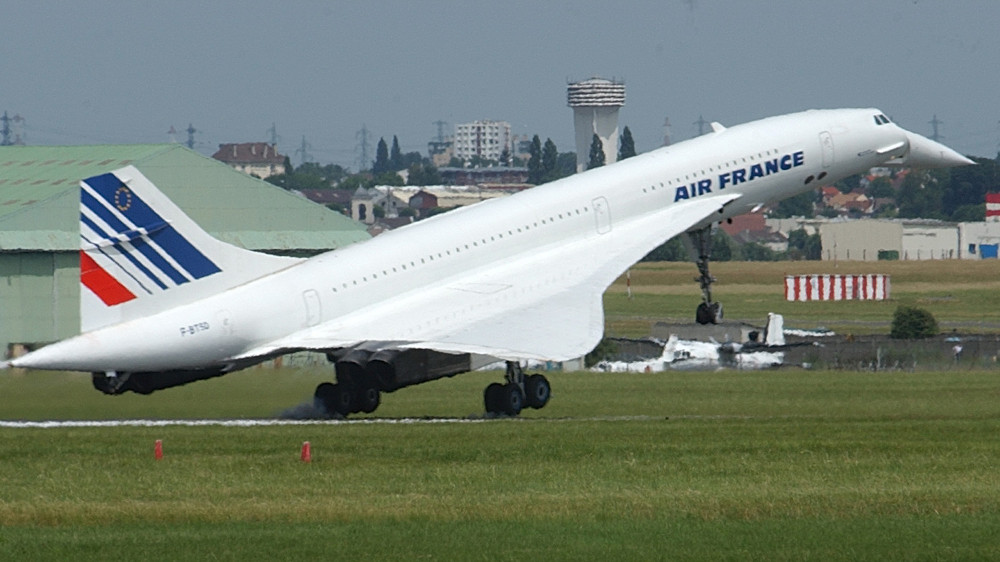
[2,109,972,416]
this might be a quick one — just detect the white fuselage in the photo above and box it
[14,108,953,373]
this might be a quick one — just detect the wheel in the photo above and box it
[329,383,354,416]
[696,302,712,324]
[500,383,524,416]
[484,382,505,414]
[696,302,723,324]
[314,382,336,414]
[315,382,352,416]
[524,374,551,409]
[356,382,381,414]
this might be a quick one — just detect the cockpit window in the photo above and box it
[873,114,891,125]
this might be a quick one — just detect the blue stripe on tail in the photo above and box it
[83,173,221,282]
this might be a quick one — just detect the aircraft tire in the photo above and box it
[484,382,505,414]
[696,302,723,325]
[329,383,354,416]
[500,383,524,416]
[314,382,336,415]
[696,303,711,324]
[525,374,550,409]
[356,382,381,414]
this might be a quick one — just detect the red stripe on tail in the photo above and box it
[80,251,136,306]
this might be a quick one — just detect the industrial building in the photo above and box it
[567,77,626,172]
[0,144,369,356]
[817,218,999,261]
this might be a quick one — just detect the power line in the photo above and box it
[694,115,709,136]
[266,122,280,147]
[928,114,943,142]
[185,123,197,149]
[355,124,372,171]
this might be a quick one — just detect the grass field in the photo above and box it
[3,258,1000,559]
[604,260,1000,337]
[3,367,1000,560]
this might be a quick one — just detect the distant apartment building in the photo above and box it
[212,142,286,179]
[453,120,511,162]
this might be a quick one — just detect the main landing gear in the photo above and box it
[483,361,551,416]
[686,226,723,325]
[312,352,550,418]
[314,379,380,418]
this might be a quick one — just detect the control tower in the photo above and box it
[567,77,626,172]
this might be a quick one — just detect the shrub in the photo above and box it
[890,306,938,339]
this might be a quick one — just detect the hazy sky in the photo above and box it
[4,0,999,168]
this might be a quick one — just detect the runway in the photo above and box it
[0,415,662,429]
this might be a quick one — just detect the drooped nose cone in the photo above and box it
[904,131,975,168]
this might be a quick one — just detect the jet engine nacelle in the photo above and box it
[92,368,228,395]
[334,348,473,392]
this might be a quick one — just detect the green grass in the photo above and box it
[3,368,1000,560]
[604,260,1000,336]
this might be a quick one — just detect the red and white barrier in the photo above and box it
[784,274,890,301]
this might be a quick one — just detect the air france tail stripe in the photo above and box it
[80,208,171,290]
[81,201,194,290]
[81,189,194,285]
[82,173,221,280]
[81,228,161,294]
[79,251,137,306]
[81,209,172,291]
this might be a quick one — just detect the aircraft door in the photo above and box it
[303,289,322,327]
[820,131,834,168]
[592,196,612,234]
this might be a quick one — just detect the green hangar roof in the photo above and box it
[0,144,369,252]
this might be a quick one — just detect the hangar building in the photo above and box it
[0,144,369,356]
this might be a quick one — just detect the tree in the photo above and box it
[803,232,822,260]
[527,135,543,183]
[771,189,815,218]
[587,134,605,169]
[373,138,390,174]
[711,229,733,261]
[541,138,559,182]
[642,237,686,261]
[943,156,999,218]
[618,126,636,160]
[951,203,985,222]
[407,162,442,186]
[372,171,404,186]
[499,147,511,167]
[890,306,938,339]
[557,152,577,177]
[739,242,777,261]
[867,175,894,199]
[897,169,946,219]
[390,136,403,171]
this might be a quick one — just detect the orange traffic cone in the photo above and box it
[301,441,311,463]
[154,439,163,460]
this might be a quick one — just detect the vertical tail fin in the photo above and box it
[79,166,301,332]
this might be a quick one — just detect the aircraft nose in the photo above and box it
[904,131,975,168]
